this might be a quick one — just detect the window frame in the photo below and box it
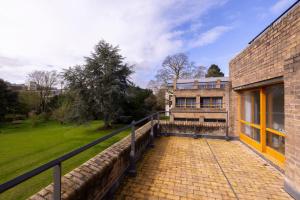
[238,83,285,164]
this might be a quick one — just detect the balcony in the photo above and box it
[176,82,227,90]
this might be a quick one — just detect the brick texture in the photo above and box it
[115,137,292,200]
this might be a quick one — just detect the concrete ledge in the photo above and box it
[284,179,300,200]
[160,132,238,140]
[29,122,156,200]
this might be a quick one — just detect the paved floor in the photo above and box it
[115,137,292,200]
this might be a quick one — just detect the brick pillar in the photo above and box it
[193,80,199,89]
[284,53,300,200]
[196,95,200,109]
[216,79,221,88]
[229,90,239,138]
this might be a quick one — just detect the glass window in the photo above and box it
[241,90,260,124]
[266,131,285,155]
[212,97,222,108]
[201,97,210,108]
[186,98,196,108]
[241,123,260,143]
[266,84,284,133]
[176,98,185,107]
[176,83,194,89]
[201,97,222,108]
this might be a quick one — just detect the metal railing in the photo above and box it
[0,112,161,200]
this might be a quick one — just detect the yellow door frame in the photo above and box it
[238,85,285,164]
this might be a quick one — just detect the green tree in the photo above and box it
[121,86,156,121]
[205,64,224,77]
[64,40,132,128]
[18,91,40,114]
[0,79,18,121]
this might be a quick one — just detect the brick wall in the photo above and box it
[283,53,300,199]
[229,3,300,199]
[29,121,156,200]
[160,121,227,138]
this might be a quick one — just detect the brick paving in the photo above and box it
[115,137,292,200]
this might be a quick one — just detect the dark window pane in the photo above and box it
[266,84,284,132]
[241,123,260,143]
[266,131,285,155]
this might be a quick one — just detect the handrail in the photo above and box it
[0,112,160,198]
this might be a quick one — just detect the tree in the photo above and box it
[27,70,58,113]
[149,53,194,88]
[0,79,18,121]
[64,40,132,128]
[192,65,207,78]
[205,64,224,77]
[18,91,40,114]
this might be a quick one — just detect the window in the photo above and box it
[239,84,285,163]
[204,118,226,123]
[240,90,260,124]
[174,118,198,122]
[176,98,185,107]
[266,84,284,132]
[176,83,194,89]
[267,131,285,155]
[220,82,227,88]
[200,97,223,108]
[175,97,196,108]
[241,123,260,143]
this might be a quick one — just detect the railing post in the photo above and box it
[149,115,155,148]
[226,111,230,141]
[53,163,61,200]
[157,112,160,133]
[128,120,136,176]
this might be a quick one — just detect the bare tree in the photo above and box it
[192,65,207,78]
[161,53,191,80]
[28,70,58,113]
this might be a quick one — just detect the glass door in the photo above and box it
[239,84,285,163]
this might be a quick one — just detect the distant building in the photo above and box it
[27,81,38,91]
[6,83,26,91]
[166,77,230,122]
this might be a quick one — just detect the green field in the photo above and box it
[0,120,130,200]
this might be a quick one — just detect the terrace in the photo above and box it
[0,112,292,200]
[116,137,291,200]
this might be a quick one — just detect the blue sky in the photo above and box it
[185,0,297,76]
[0,0,297,87]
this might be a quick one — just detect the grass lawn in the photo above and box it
[0,120,130,200]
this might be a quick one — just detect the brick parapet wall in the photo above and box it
[160,121,227,137]
[29,121,155,200]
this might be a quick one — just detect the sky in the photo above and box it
[0,0,297,87]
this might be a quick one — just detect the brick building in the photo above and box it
[229,2,300,199]
[167,77,230,122]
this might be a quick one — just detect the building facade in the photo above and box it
[167,77,230,123]
[229,2,300,199]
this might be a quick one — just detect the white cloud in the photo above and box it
[270,0,296,14]
[0,0,228,87]
[188,26,232,49]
